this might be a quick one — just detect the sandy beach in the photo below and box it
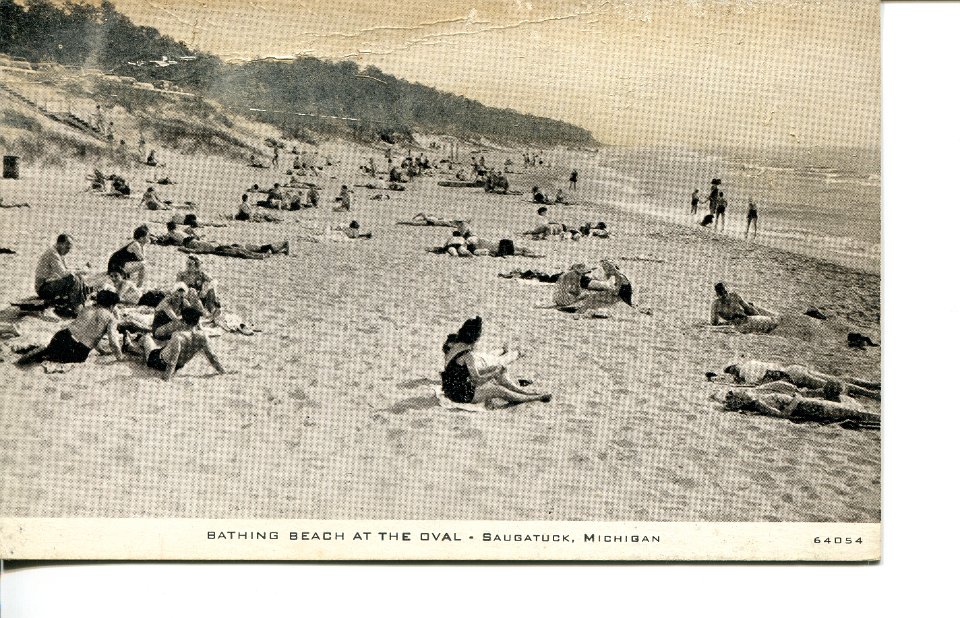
[0,127,880,522]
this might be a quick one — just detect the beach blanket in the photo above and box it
[433,386,488,413]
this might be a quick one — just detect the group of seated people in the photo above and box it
[20,236,229,380]
[440,316,551,406]
[716,359,881,428]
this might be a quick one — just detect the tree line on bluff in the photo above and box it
[0,0,596,147]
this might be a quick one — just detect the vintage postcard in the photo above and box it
[0,0,880,561]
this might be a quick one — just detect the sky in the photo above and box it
[104,0,880,148]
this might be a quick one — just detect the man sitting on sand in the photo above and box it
[108,226,150,287]
[441,316,551,406]
[722,360,880,400]
[236,194,280,223]
[721,387,879,429]
[141,306,226,381]
[34,234,88,315]
[710,282,779,333]
[17,290,123,366]
[532,186,553,205]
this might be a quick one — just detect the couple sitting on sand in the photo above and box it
[553,261,633,318]
[710,282,780,333]
[440,316,551,406]
[715,360,881,429]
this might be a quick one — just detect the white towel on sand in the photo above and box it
[433,386,487,413]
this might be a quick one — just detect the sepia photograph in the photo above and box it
[0,0,880,560]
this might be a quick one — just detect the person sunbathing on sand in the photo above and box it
[332,221,372,239]
[465,236,543,258]
[179,239,289,259]
[156,221,194,246]
[399,213,463,227]
[141,306,226,382]
[710,282,779,333]
[440,316,551,405]
[523,207,565,239]
[442,230,472,256]
[721,388,879,429]
[17,290,124,366]
[722,360,880,400]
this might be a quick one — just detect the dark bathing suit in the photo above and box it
[43,329,91,363]
[147,348,168,371]
[107,243,141,275]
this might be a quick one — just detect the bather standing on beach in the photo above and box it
[745,198,759,239]
[708,183,719,215]
[714,192,727,232]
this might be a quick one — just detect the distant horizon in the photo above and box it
[79,0,879,150]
